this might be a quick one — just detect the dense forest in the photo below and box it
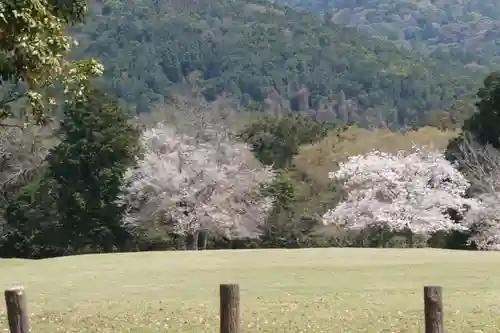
[70,0,482,129]
[274,0,500,70]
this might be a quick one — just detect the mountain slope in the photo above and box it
[72,0,481,128]
[274,0,500,70]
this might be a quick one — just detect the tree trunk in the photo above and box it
[405,228,414,248]
[191,232,199,251]
[181,235,187,250]
[201,232,209,250]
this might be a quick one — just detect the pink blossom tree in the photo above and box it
[119,124,275,249]
[322,147,481,243]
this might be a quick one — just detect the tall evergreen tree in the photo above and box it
[446,72,500,162]
[47,88,140,253]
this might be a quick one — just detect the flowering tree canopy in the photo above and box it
[120,124,276,240]
[322,147,481,234]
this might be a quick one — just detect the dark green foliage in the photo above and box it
[460,72,500,147]
[427,230,476,251]
[239,113,331,168]
[71,0,481,128]
[259,170,322,248]
[49,0,87,23]
[446,72,500,162]
[46,88,141,253]
[267,170,298,213]
[0,174,65,259]
[275,0,500,70]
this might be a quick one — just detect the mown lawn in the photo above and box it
[1,248,500,333]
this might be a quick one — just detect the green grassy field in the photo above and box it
[1,248,500,333]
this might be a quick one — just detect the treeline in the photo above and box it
[70,0,482,128]
[3,80,496,258]
[276,0,500,70]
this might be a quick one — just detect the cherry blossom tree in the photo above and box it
[119,124,275,249]
[322,147,481,240]
[465,195,500,250]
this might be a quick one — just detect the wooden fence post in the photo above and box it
[424,285,443,333]
[220,284,239,333]
[4,286,29,333]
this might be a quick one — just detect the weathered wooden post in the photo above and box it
[4,286,29,333]
[424,285,443,333]
[220,284,240,333]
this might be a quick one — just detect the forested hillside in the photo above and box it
[275,0,500,70]
[71,0,482,128]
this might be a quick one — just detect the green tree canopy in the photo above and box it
[0,0,102,125]
[239,113,331,168]
[446,72,500,163]
[47,87,140,253]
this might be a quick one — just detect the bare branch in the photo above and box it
[143,94,247,142]
[0,124,58,204]
[0,91,26,108]
[0,122,24,128]
[455,133,500,250]
[456,132,500,198]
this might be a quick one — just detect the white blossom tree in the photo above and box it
[464,195,500,251]
[119,124,275,249]
[322,147,481,241]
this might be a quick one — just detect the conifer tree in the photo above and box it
[47,88,140,253]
